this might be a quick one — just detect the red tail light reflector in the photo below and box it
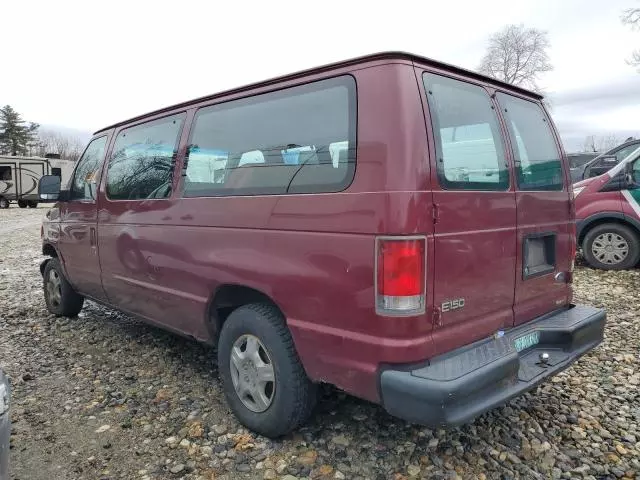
[376,237,426,315]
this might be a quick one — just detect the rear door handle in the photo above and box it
[90,227,96,246]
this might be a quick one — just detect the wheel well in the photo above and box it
[42,243,58,258]
[40,244,59,276]
[208,285,281,339]
[579,217,640,245]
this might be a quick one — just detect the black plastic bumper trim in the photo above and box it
[379,304,606,427]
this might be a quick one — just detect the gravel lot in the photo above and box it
[1,207,639,480]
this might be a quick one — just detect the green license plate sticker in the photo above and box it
[514,331,540,352]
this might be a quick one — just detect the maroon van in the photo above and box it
[37,52,605,438]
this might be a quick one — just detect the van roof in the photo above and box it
[94,51,543,135]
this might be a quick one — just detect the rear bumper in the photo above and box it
[379,304,605,428]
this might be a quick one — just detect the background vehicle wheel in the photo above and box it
[27,201,37,208]
[218,303,317,438]
[0,197,8,209]
[43,258,84,317]
[17,200,27,208]
[583,223,640,270]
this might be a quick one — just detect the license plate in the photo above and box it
[514,331,540,352]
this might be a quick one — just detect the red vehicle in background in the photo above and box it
[574,146,640,269]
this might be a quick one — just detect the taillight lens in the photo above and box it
[376,237,426,315]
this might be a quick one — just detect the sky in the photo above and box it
[2,0,639,152]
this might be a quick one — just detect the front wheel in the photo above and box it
[217,304,317,438]
[43,258,85,317]
[583,223,640,270]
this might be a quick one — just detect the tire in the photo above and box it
[43,258,84,317]
[17,199,27,208]
[218,303,317,438]
[583,223,640,270]
[28,201,37,208]
[0,197,8,209]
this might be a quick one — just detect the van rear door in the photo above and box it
[421,72,517,354]
[495,93,572,326]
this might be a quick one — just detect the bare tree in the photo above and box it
[622,5,640,70]
[583,135,597,153]
[583,134,622,153]
[478,24,553,91]
[35,129,84,161]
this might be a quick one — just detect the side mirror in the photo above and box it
[38,175,61,201]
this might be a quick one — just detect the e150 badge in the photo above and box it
[442,298,465,312]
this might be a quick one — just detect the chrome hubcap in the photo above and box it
[47,270,62,307]
[230,334,275,412]
[591,233,629,265]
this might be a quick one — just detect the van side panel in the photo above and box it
[95,62,434,402]
[273,64,435,400]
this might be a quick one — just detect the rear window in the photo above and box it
[183,75,356,197]
[497,93,563,191]
[423,73,509,191]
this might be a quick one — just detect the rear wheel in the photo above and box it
[218,303,316,438]
[0,197,8,209]
[17,199,27,208]
[43,258,84,317]
[27,201,37,208]
[583,223,640,270]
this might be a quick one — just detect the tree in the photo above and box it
[622,5,640,70]
[0,105,40,156]
[35,129,85,161]
[478,24,553,91]
[583,134,622,153]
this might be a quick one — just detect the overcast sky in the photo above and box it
[2,0,639,152]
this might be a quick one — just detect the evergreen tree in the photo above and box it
[0,105,40,156]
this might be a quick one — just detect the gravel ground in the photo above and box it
[0,207,639,480]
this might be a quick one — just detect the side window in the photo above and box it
[107,114,185,200]
[497,93,563,191]
[70,136,107,201]
[615,144,640,162]
[0,166,11,181]
[183,75,356,197]
[423,73,508,190]
[632,158,640,185]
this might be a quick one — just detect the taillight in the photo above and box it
[376,237,426,315]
